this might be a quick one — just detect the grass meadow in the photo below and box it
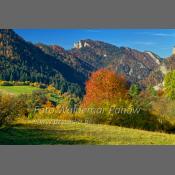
[0,118,175,145]
[0,85,40,95]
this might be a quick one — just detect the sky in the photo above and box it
[14,29,175,58]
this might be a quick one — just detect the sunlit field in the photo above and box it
[0,119,175,145]
[0,86,40,95]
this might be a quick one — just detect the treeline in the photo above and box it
[0,80,47,88]
[0,56,84,96]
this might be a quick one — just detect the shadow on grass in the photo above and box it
[0,124,89,145]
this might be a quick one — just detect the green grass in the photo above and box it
[0,119,175,145]
[0,86,40,95]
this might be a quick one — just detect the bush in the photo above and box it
[129,84,140,98]
[0,93,19,125]
[164,70,175,99]
[12,91,49,119]
[78,95,173,132]
[13,81,30,86]
[0,81,13,86]
[117,94,173,132]
[151,97,175,131]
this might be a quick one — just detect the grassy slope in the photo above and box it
[0,86,40,95]
[0,119,175,145]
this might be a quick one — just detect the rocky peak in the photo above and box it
[144,51,162,65]
[74,40,91,49]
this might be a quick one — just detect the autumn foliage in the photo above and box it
[82,68,128,107]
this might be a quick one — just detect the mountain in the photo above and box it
[0,30,173,95]
[137,53,175,89]
[70,39,162,87]
[36,43,94,77]
[39,39,164,88]
[163,54,175,70]
[0,29,85,95]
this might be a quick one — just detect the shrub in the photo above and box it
[164,70,175,99]
[0,81,13,86]
[78,92,173,132]
[13,91,49,119]
[151,97,175,131]
[129,84,140,98]
[0,93,19,125]
[14,81,30,86]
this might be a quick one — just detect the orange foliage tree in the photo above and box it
[82,68,128,107]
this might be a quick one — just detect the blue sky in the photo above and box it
[15,29,175,58]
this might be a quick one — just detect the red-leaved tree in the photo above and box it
[82,68,128,107]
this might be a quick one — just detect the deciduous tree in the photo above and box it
[82,68,128,107]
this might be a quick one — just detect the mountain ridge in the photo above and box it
[0,29,174,95]
[69,39,164,87]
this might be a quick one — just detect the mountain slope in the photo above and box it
[36,43,94,77]
[0,29,85,95]
[140,54,175,88]
[70,39,162,87]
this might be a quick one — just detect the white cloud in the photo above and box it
[152,33,175,37]
[132,41,156,46]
